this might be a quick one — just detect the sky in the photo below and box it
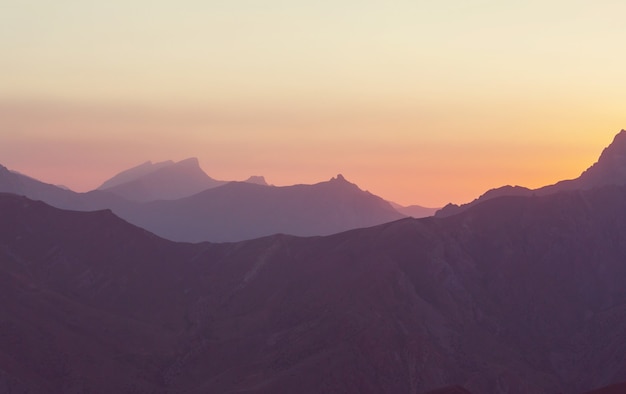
[1,1,625,207]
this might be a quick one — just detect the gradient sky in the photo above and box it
[1,1,625,206]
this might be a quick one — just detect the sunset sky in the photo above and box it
[1,1,625,207]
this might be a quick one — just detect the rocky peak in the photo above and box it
[244,176,268,186]
[598,129,626,159]
[577,130,626,188]
[330,174,348,183]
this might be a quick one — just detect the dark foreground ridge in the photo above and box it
[423,385,473,394]
[583,382,626,393]
[2,186,626,393]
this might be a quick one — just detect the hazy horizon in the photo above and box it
[2,1,625,206]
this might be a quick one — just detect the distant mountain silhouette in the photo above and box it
[436,186,535,217]
[98,158,226,201]
[0,163,133,214]
[3,184,626,392]
[436,129,626,217]
[97,159,175,189]
[0,164,107,209]
[389,201,439,218]
[117,174,405,242]
[244,175,269,186]
[0,166,406,242]
[97,159,275,202]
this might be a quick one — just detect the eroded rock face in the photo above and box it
[1,186,626,393]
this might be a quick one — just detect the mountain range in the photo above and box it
[0,162,422,242]
[2,130,626,393]
[112,174,405,242]
[436,130,626,217]
[2,180,626,393]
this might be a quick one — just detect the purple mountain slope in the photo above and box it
[118,174,406,242]
[2,185,626,393]
[436,130,626,217]
[0,167,406,242]
[0,164,127,210]
[97,159,175,189]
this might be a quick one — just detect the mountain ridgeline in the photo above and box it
[97,158,227,202]
[436,130,626,217]
[2,130,626,393]
[115,174,405,242]
[2,182,626,393]
[0,163,410,242]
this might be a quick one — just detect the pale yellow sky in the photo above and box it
[1,1,625,206]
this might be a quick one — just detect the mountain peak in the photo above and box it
[244,175,268,186]
[576,129,626,188]
[96,157,225,201]
[331,174,347,182]
[608,129,626,150]
[437,130,626,217]
[98,160,174,190]
[176,157,200,167]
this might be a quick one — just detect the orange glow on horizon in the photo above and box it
[2,2,625,207]
[1,101,620,207]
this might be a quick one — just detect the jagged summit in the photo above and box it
[330,173,350,183]
[327,174,361,190]
[575,129,626,188]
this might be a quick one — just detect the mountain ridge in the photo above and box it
[0,165,408,242]
[2,185,626,392]
[436,130,626,217]
[121,174,405,242]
